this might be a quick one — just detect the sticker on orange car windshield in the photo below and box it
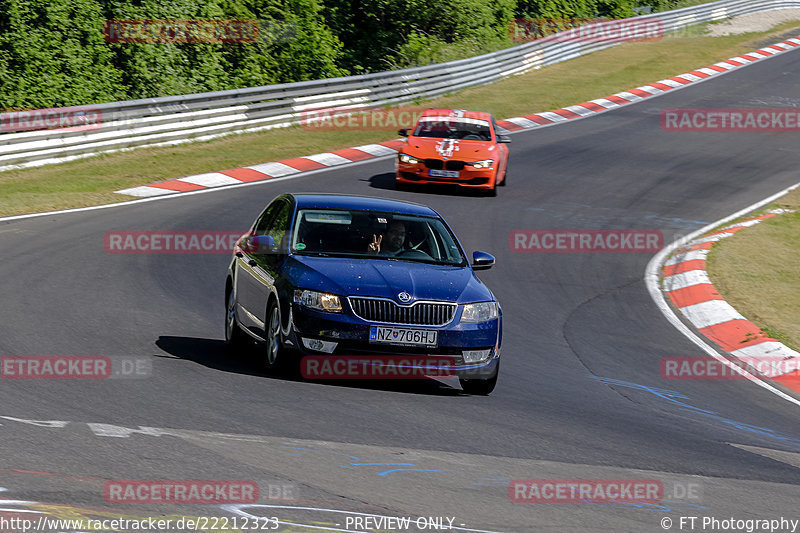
[435,139,460,158]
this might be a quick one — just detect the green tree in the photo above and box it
[0,0,125,108]
[324,0,516,72]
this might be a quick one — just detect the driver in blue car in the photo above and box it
[367,220,406,256]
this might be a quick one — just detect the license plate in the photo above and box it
[370,326,438,347]
[429,169,459,178]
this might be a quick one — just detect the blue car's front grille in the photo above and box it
[348,297,456,326]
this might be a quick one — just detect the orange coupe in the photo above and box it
[396,108,511,196]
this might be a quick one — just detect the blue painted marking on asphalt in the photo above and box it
[591,376,800,448]
[377,468,444,476]
[279,441,709,513]
[642,214,709,227]
[283,439,713,514]
[351,463,415,466]
[468,478,510,490]
[583,499,709,512]
[281,445,361,461]
[282,445,439,476]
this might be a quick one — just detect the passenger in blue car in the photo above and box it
[367,220,406,256]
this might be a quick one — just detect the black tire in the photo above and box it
[498,168,507,186]
[483,184,497,197]
[225,284,249,352]
[459,364,499,395]
[263,299,285,371]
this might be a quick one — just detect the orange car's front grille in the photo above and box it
[423,159,466,171]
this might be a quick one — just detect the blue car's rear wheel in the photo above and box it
[225,284,248,352]
[263,300,284,371]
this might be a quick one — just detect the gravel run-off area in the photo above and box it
[706,8,800,36]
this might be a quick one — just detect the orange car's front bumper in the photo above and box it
[396,161,499,189]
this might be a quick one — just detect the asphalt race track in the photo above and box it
[1,40,800,533]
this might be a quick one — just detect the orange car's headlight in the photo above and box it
[399,153,422,165]
[470,159,494,169]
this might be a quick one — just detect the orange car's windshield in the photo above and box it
[412,116,492,140]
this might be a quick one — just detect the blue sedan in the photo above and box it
[225,193,502,394]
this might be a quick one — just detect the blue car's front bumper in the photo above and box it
[288,302,501,379]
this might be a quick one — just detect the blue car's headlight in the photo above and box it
[460,302,498,323]
[294,289,343,313]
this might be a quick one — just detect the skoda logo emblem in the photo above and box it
[397,292,412,303]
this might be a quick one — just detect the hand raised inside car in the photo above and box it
[367,234,382,254]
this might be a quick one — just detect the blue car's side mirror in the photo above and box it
[472,251,495,270]
[252,235,276,254]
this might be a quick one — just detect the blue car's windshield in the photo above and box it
[291,208,466,266]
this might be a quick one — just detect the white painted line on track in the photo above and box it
[0,155,396,224]
[304,152,354,166]
[679,300,746,329]
[664,248,709,266]
[178,172,242,187]
[645,181,800,408]
[246,161,300,176]
[663,270,711,291]
[221,504,505,533]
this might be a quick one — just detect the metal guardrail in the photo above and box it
[1,0,799,172]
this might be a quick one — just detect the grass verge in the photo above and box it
[706,188,800,351]
[2,20,800,217]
